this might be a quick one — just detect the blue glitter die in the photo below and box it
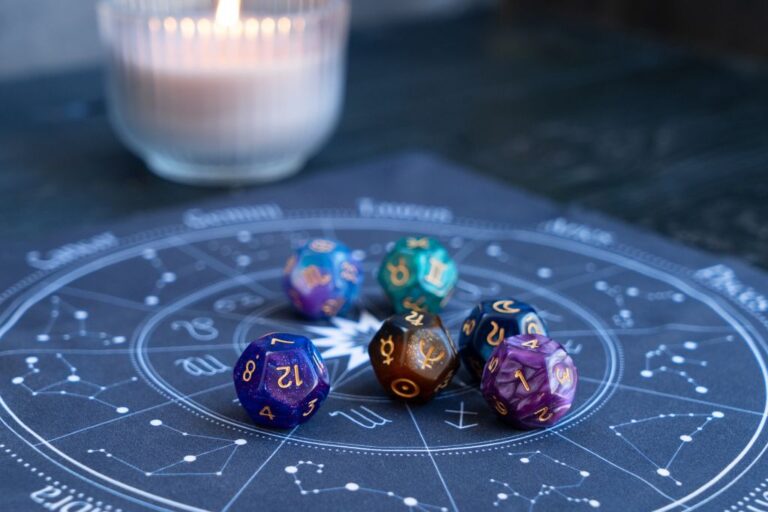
[233,333,330,429]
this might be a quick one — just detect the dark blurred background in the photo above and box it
[1,0,767,268]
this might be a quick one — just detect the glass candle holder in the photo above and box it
[98,0,350,185]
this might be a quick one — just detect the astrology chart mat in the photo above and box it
[1,153,768,512]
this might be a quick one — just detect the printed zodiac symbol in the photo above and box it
[492,300,520,314]
[175,354,229,377]
[379,335,395,365]
[329,406,392,429]
[486,321,505,346]
[406,237,430,249]
[424,258,448,288]
[418,339,446,369]
[171,317,219,341]
[302,265,331,289]
[387,258,410,286]
[462,319,476,335]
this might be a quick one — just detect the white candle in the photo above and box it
[98,0,350,185]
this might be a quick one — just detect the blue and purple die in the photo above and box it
[283,238,363,319]
[458,299,547,380]
[233,333,330,429]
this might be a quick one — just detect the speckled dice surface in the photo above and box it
[283,238,363,319]
[377,236,458,314]
[233,333,330,429]
[481,334,577,429]
[368,311,459,402]
[459,299,547,380]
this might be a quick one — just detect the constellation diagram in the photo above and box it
[489,451,600,510]
[11,354,137,414]
[87,419,247,477]
[609,411,725,486]
[594,281,688,329]
[34,295,127,346]
[641,335,735,394]
[284,461,449,512]
[140,248,182,307]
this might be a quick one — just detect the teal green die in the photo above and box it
[377,237,458,313]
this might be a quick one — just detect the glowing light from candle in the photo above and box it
[215,0,241,27]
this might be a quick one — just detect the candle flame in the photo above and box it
[215,0,241,27]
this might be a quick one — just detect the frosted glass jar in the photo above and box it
[98,0,350,185]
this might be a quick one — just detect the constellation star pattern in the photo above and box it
[609,411,725,486]
[490,451,600,510]
[285,461,449,512]
[35,296,127,346]
[87,419,247,477]
[11,354,137,413]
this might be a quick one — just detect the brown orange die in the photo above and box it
[368,311,460,402]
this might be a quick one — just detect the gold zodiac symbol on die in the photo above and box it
[402,296,427,312]
[556,366,572,385]
[435,371,454,391]
[391,378,420,398]
[486,321,505,346]
[492,396,508,415]
[406,237,430,249]
[321,298,344,316]
[387,258,410,287]
[492,300,520,314]
[424,258,448,288]
[340,261,358,282]
[535,406,554,422]
[418,338,446,370]
[487,356,499,374]
[309,239,336,253]
[462,319,476,336]
[302,265,331,289]
[379,335,395,365]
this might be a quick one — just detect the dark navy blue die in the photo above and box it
[233,332,330,429]
[458,299,547,380]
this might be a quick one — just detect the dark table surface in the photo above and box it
[1,9,767,268]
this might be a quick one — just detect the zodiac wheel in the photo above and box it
[0,210,766,512]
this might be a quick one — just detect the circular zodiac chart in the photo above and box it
[0,207,767,512]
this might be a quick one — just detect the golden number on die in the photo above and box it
[462,319,476,336]
[242,360,256,382]
[405,311,424,326]
[487,356,499,374]
[276,365,304,388]
[391,378,420,398]
[418,338,446,369]
[521,338,540,350]
[303,398,318,417]
[492,300,521,314]
[514,368,531,391]
[535,406,554,422]
[379,335,395,365]
[492,396,508,415]
[259,406,275,421]
[387,258,410,286]
[271,337,294,346]
[487,321,505,346]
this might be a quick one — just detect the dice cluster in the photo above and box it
[234,236,578,430]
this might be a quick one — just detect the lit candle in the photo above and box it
[98,0,350,185]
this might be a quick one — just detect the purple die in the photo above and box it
[233,332,330,429]
[283,238,363,319]
[481,334,577,429]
